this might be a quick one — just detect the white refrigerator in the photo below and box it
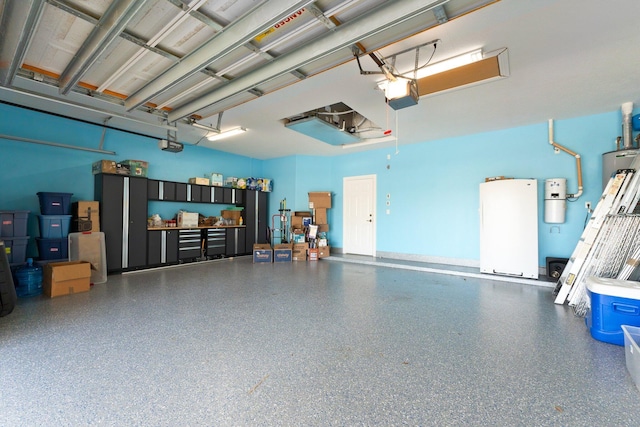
[479,179,539,279]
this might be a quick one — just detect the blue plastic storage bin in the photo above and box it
[36,238,68,261]
[586,277,640,346]
[38,215,72,238]
[3,236,29,264]
[37,192,72,215]
[0,210,30,237]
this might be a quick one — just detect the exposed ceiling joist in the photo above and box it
[0,0,46,87]
[58,0,148,95]
[168,0,450,122]
[125,0,315,112]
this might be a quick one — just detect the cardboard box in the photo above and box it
[314,208,327,225]
[308,192,332,209]
[43,261,91,298]
[253,243,273,263]
[292,243,308,261]
[273,243,293,262]
[177,212,199,228]
[318,224,329,233]
[291,216,303,228]
[308,248,319,261]
[120,160,148,177]
[73,201,99,218]
[92,160,129,175]
[318,246,330,258]
[209,173,223,187]
[293,233,306,243]
[189,177,210,185]
[221,210,243,224]
[72,201,100,232]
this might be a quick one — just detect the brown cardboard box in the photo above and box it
[72,201,100,232]
[92,160,129,175]
[43,261,91,298]
[308,248,319,261]
[273,243,293,262]
[318,224,330,233]
[189,177,210,185]
[120,160,148,177]
[292,243,309,261]
[253,243,273,263]
[291,216,303,228]
[314,208,327,225]
[177,212,199,227]
[308,192,331,208]
[73,201,99,218]
[318,246,330,258]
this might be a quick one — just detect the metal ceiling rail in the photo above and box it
[125,0,314,112]
[59,0,148,95]
[96,0,210,93]
[0,134,117,155]
[0,85,176,131]
[0,0,46,87]
[168,0,450,122]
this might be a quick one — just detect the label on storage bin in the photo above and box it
[2,220,10,225]
[52,202,61,206]
[51,248,59,252]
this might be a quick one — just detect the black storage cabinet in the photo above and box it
[94,174,148,273]
[148,229,178,266]
[244,189,268,251]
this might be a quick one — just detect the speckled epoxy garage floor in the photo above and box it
[2,256,639,426]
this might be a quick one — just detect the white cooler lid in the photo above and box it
[586,276,640,299]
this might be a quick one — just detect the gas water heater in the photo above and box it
[544,178,567,223]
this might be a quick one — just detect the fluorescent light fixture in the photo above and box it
[377,48,483,91]
[206,126,247,141]
[341,136,396,149]
[416,48,483,78]
[376,48,509,100]
[191,121,218,132]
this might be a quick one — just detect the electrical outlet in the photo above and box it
[585,202,591,210]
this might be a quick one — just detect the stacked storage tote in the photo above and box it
[0,210,30,265]
[36,192,72,261]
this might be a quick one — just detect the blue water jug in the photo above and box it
[15,258,43,297]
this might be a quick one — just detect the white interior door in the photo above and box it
[343,175,376,256]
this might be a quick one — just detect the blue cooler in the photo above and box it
[586,277,640,346]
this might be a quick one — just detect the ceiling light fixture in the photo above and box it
[206,127,247,141]
[377,48,483,92]
[376,47,509,100]
[341,136,396,149]
[415,48,483,79]
[191,121,218,132]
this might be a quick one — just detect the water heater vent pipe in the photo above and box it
[548,119,583,198]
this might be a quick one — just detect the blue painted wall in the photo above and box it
[1,101,635,267]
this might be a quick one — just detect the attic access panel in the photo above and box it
[283,102,384,146]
